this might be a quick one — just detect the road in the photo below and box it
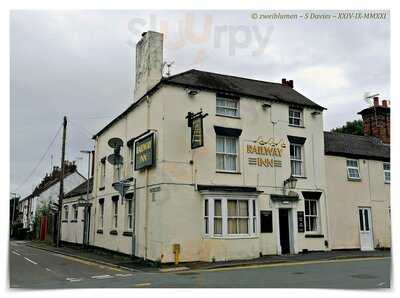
[9,241,390,289]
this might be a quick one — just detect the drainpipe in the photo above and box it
[144,95,150,260]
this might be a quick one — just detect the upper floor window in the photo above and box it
[216,135,238,172]
[383,162,390,183]
[99,158,106,188]
[347,159,360,180]
[216,95,240,117]
[290,143,303,177]
[289,108,303,127]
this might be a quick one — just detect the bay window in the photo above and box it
[204,197,258,237]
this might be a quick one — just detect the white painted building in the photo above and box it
[19,162,86,231]
[85,31,329,263]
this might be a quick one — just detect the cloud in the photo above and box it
[10,10,390,196]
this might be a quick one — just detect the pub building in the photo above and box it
[85,31,331,263]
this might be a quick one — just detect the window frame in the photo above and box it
[126,198,133,231]
[216,95,240,118]
[73,204,78,220]
[304,198,320,234]
[383,162,390,184]
[346,159,361,180]
[290,143,304,177]
[289,108,303,127]
[203,196,258,239]
[112,200,118,229]
[99,200,104,229]
[99,158,106,188]
[216,134,239,173]
[63,205,69,220]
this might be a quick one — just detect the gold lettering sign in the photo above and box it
[246,137,286,168]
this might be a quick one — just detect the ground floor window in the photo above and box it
[305,199,319,232]
[204,196,257,237]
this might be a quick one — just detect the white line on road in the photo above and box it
[377,282,386,287]
[66,278,83,282]
[24,257,38,265]
[12,251,21,256]
[45,268,52,272]
[115,273,133,277]
[91,275,114,279]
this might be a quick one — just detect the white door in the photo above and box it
[358,207,374,251]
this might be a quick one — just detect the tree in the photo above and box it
[331,119,364,136]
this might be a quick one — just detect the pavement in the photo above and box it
[9,240,391,288]
[24,239,390,272]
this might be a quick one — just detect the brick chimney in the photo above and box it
[358,96,390,144]
[281,78,294,88]
[134,31,164,101]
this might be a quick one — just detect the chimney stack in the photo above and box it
[282,78,294,88]
[134,31,164,101]
[373,96,379,106]
[358,96,390,144]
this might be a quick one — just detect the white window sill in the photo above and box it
[203,234,259,240]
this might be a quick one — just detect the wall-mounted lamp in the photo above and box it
[262,103,271,110]
[187,89,199,96]
[311,111,321,117]
[283,175,297,194]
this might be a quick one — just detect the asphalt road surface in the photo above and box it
[9,240,391,289]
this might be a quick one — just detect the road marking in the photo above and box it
[115,273,133,277]
[92,275,114,279]
[188,256,390,273]
[12,251,21,256]
[377,282,386,287]
[134,282,151,287]
[24,257,38,265]
[66,278,83,282]
[52,253,123,272]
[45,268,52,272]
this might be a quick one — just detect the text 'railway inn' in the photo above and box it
[61,31,390,263]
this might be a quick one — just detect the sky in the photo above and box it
[10,10,390,198]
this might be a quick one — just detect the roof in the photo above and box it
[164,69,325,110]
[324,132,390,161]
[93,69,325,138]
[64,177,93,199]
[358,106,390,116]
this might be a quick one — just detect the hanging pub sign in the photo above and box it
[134,133,155,170]
[297,211,305,233]
[186,110,208,149]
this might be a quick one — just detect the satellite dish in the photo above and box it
[108,138,123,149]
[107,154,123,165]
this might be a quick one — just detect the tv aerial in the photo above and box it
[363,92,380,106]
[162,61,175,77]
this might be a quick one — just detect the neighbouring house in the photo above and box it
[325,98,390,251]
[18,161,86,232]
[87,31,329,263]
[61,177,94,245]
